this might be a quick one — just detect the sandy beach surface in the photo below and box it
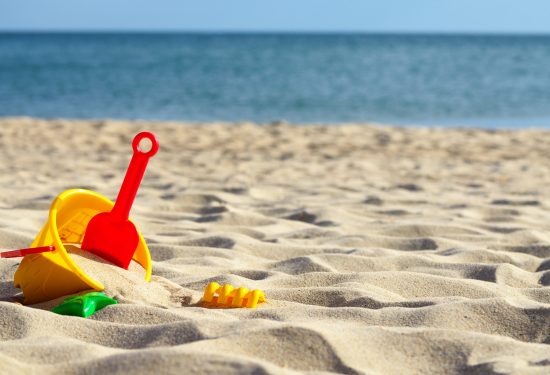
[0,117,549,374]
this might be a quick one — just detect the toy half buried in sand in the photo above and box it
[202,282,266,308]
[52,292,117,318]
[13,188,152,304]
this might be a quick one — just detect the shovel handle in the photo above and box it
[111,132,159,222]
[0,245,55,258]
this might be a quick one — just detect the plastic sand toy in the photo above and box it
[202,282,265,308]
[13,188,152,304]
[82,131,159,269]
[52,291,117,318]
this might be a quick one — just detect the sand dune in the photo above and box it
[0,117,548,374]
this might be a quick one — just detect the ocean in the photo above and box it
[1,32,550,127]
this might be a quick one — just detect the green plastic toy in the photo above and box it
[52,292,117,318]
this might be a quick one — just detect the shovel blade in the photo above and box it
[81,212,139,269]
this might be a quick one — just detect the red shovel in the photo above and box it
[82,131,159,269]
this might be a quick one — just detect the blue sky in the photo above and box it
[1,0,550,33]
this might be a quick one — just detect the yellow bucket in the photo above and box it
[14,189,152,304]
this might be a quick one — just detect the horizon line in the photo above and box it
[2,29,550,36]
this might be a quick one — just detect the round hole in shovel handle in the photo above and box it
[132,131,159,157]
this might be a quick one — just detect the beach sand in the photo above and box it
[0,117,548,374]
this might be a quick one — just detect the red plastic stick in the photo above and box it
[0,245,55,258]
[82,132,159,269]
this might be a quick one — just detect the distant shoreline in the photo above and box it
[2,116,550,130]
[3,116,550,131]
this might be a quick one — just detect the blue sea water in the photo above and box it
[1,33,550,127]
